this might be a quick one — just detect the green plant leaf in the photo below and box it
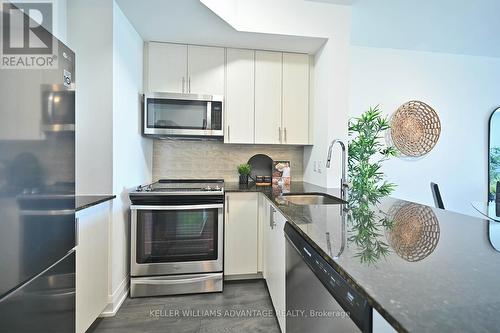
[348,106,397,264]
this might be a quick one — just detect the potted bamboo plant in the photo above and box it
[237,163,251,185]
[347,105,398,264]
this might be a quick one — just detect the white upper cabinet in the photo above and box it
[282,53,310,145]
[146,43,224,95]
[188,45,225,95]
[255,51,283,145]
[147,42,187,93]
[145,43,311,145]
[225,48,255,144]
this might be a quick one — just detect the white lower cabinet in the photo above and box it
[76,202,110,333]
[224,193,259,276]
[264,199,286,332]
[224,193,286,332]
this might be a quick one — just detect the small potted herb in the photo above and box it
[237,163,251,184]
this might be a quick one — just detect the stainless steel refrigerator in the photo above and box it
[0,5,76,332]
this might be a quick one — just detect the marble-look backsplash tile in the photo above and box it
[153,140,304,182]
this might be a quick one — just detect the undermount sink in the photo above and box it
[281,193,347,205]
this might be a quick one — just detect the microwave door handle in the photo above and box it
[206,101,212,130]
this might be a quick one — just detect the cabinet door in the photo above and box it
[76,203,110,333]
[188,45,225,95]
[282,52,309,145]
[255,51,282,144]
[147,42,187,93]
[267,206,287,332]
[225,48,255,143]
[224,193,259,276]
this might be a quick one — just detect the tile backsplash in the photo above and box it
[153,140,304,182]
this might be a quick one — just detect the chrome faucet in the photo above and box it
[326,139,348,200]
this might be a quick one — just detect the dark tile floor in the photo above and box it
[87,280,281,333]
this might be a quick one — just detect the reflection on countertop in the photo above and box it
[225,181,500,333]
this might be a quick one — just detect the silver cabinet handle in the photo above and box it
[226,197,229,214]
[278,127,282,143]
[227,125,230,142]
[284,127,287,143]
[182,77,185,93]
[75,217,79,247]
[188,77,191,93]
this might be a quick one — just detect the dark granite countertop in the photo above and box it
[76,195,115,211]
[225,181,500,332]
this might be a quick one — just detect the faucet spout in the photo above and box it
[326,139,348,200]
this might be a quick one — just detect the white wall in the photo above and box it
[350,46,500,215]
[68,0,152,316]
[52,0,67,43]
[68,0,114,195]
[201,0,352,187]
[109,0,151,312]
[236,0,352,188]
[351,0,500,58]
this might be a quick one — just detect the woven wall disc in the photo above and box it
[390,101,441,157]
[386,202,440,262]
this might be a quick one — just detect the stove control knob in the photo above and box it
[205,186,212,191]
[214,185,221,191]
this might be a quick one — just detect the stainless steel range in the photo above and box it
[129,179,224,297]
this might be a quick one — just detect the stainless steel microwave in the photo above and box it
[143,92,224,138]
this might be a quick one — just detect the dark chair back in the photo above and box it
[430,182,445,209]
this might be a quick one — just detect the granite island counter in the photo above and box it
[225,181,500,332]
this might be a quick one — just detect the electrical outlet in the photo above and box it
[318,161,322,173]
[313,161,317,172]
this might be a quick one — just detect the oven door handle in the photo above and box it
[132,274,221,285]
[130,204,223,210]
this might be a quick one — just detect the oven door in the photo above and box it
[143,93,223,137]
[131,204,223,276]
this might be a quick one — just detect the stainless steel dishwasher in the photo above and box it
[285,223,372,333]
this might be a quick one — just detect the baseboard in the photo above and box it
[100,277,129,317]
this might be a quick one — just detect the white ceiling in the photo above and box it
[115,0,326,53]
[116,0,500,58]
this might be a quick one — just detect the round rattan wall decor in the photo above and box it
[390,101,441,157]
[386,202,440,262]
